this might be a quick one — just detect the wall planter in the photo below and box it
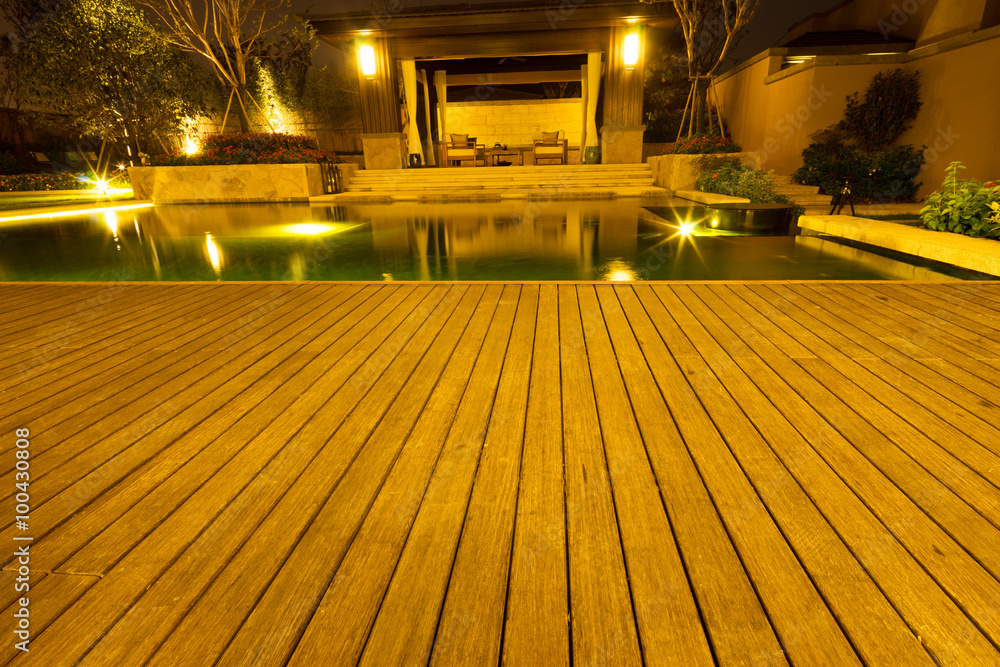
[128,163,355,203]
[647,152,762,192]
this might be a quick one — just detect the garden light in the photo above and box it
[623,32,640,69]
[183,137,200,155]
[359,44,376,78]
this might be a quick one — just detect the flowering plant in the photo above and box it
[149,133,342,166]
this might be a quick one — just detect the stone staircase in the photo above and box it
[771,174,833,208]
[335,163,661,201]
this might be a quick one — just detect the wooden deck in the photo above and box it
[2,281,1000,665]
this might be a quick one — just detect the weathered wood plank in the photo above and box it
[285,285,504,667]
[555,283,642,665]
[502,284,570,666]
[150,284,487,666]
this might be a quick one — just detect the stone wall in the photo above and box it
[445,99,583,148]
[646,152,763,192]
[128,163,336,203]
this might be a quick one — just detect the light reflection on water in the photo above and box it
[0,199,968,281]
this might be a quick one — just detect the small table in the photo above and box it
[489,150,521,167]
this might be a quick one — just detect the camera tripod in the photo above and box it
[830,179,856,216]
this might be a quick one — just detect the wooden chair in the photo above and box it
[532,130,568,165]
[444,133,484,167]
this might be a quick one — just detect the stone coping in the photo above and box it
[673,189,751,205]
[798,215,1000,277]
[0,200,152,226]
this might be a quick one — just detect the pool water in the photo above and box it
[0,199,977,281]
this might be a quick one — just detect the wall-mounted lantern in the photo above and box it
[623,32,640,70]
[359,43,377,78]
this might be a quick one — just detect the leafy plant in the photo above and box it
[149,132,340,165]
[841,68,922,153]
[920,161,1000,238]
[0,171,128,191]
[662,131,741,154]
[793,139,924,202]
[696,158,804,217]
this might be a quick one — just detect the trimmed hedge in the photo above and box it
[150,132,342,166]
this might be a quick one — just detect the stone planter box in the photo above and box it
[128,163,354,203]
[647,152,762,192]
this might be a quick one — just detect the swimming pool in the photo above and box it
[0,199,978,281]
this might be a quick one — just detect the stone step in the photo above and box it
[774,184,824,195]
[348,180,656,192]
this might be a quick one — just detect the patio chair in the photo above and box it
[532,130,568,165]
[444,133,484,167]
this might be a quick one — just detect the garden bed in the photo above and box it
[647,152,761,192]
[128,163,350,203]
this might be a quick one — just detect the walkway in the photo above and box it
[2,281,999,665]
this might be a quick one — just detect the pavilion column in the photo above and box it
[601,26,646,163]
[419,69,436,166]
[401,59,424,166]
[585,51,602,163]
[358,36,405,169]
[434,70,447,140]
[580,64,588,150]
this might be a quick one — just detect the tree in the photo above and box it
[136,0,288,133]
[16,0,214,163]
[672,0,761,138]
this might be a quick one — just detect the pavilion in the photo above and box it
[307,1,676,169]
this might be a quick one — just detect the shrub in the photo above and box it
[697,158,804,217]
[662,132,741,155]
[149,132,342,166]
[0,171,128,191]
[920,161,1000,238]
[841,68,922,153]
[793,139,924,202]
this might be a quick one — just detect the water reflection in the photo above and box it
[0,200,970,281]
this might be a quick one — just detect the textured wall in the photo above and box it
[445,99,583,148]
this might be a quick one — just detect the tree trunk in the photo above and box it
[235,84,252,133]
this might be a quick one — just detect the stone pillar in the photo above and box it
[600,125,645,164]
[361,133,407,170]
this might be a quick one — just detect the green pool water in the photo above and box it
[0,199,980,281]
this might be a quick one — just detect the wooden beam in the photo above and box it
[445,70,581,86]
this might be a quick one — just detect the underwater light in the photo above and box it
[283,223,340,236]
[711,218,719,228]
[679,221,697,236]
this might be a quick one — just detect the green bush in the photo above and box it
[793,69,924,202]
[841,68,922,153]
[662,132,741,155]
[697,159,804,217]
[150,132,341,166]
[920,161,1000,238]
[0,171,129,191]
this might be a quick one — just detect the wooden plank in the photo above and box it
[713,285,1000,491]
[554,283,642,665]
[0,284,289,479]
[690,285,1000,575]
[285,285,504,667]
[0,573,99,664]
[751,284,1000,438]
[616,285,787,665]
[4,285,366,572]
[502,284,570,666]
[640,284,994,664]
[875,283,1000,340]
[0,284,128,339]
[428,285,537,665]
[81,286,474,664]
[23,286,444,663]
[623,285,932,664]
[576,285,714,665]
[786,283,1000,408]
[149,285,488,667]
[641,285,860,665]
[352,285,522,665]
[56,286,428,575]
[663,284,1000,652]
